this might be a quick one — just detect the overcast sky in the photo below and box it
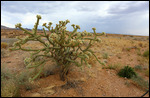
[1,1,149,36]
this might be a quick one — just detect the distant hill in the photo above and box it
[1,25,43,31]
[1,25,13,29]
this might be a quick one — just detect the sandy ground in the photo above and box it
[1,35,149,97]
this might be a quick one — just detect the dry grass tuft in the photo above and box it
[1,42,8,49]
[1,65,20,97]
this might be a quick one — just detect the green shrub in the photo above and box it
[118,66,137,79]
[1,42,8,49]
[9,15,106,81]
[143,50,149,57]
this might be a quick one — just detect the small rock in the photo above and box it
[43,89,55,95]
[107,71,110,74]
[115,88,118,91]
[43,85,55,90]
[109,53,113,56]
[76,77,86,82]
[42,85,56,95]
[31,93,41,97]
[102,94,106,96]
[103,60,108,63]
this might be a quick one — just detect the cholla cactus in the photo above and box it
[10,15,106,81]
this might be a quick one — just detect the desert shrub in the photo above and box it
[1,42,8,49]
[17,69,36,91]
[137,49,141,56]
[1,65,20,97]
[131,75,149,91]
[118,66,137,79]
[1,49,6,58]
[134,65,143,71]
[8,39,19,47]
[143,50,149,57]
[125,48,131,52]
[143,69,149,77]
[138,42,143,47]
[1,79,20,97]
[102,52,108,59]
[9,15,106,81]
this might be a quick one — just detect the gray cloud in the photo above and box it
[108,1,149,14]
[1,1,61,14]
[1,1,149,36]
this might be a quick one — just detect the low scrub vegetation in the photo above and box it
[143,50,149,57]
[117,65,137,79]
[131,75,149,91]
[103,63,122,71]
[1,42,8,49]
[1,65,20,97]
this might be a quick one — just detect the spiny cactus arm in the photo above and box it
[33,15,41,34]
[9,47,20,51]
[87,49,105,66]
[62,42,72,47]
[29,63,45,81]
[31,50,41,57]
[83,40,92,52]
[67,25,80,41]
[32,54,52,61]
[71,24,75,29]
[66,58,82,67]
[26,60,45,68]
[42,28,47,36]
[84,59,91,68]
[54,38,62,45]
[75,33,82,40]
[97,32,106,36]
[42,22,52,32]
[48,22,53,32]
[77,55,87,59]
[83,38,95,40]
[15,24,33,36]
[9,42,44,51]
[59,30,66,44]
[16,28,48,48]
[41,34,54,46]
[35,37,48,47]
[92,28,98,40]
[19,44,46,51]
